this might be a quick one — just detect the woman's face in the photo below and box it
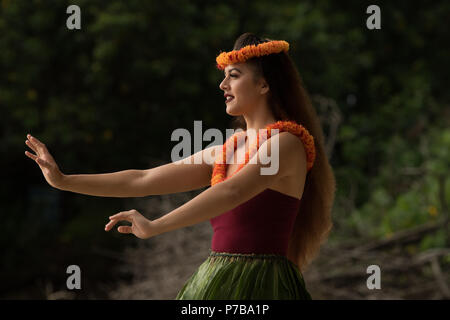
[219,63,268,116]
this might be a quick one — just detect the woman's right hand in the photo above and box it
[25,134,66,189]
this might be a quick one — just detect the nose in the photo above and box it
[219,77,228,91]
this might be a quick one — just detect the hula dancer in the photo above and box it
[25,32,335,300]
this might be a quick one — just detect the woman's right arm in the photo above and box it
[25,134,219,198]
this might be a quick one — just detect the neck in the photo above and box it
[243,106,277,132]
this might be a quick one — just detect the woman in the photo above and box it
[25,33,335,300]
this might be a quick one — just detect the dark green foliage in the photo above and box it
[1,0,448,298]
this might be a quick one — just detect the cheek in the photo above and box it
[237,87,257,103]
[234,82,251,98]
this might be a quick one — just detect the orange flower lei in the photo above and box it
[216,40,289,70]
[211,120,316,186]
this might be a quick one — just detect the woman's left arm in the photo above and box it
[106,132,305,238]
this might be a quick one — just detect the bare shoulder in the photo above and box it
[270,131,307,179]
[266,131,306,154]
[281,131,306,154]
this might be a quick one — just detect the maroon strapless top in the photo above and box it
[210,188,301,256]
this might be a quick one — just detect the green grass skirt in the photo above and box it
[175,250,312,300]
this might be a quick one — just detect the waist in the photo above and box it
[208,250,289,260]
[211,229,291,256]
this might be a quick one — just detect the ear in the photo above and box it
[259,79,269,95]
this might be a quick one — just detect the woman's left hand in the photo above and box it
[105,209,156,239]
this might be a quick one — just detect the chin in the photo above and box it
[226,103,245,116]
[226,108,239,116]
[226,109,244,117]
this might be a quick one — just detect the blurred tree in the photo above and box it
[0,0,448,298]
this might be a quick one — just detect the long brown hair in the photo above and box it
[228,33,336,272]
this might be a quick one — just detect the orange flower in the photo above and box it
[216,40,290,70]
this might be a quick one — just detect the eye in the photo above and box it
[223,74,237,80]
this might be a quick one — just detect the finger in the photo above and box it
[25,150,38,161]
[28,134,43,145]
[26,137,40,154]
[117,226,132,234]
[29,135,48,152]
[25,140,38,154]
[104,218,127,231]
[109,211,133,221]
[105,219,119,231]
[105,213,133,231]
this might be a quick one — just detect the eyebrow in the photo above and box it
[225,68,242,74]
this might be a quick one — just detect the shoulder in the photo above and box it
[265,131,306,156]
[262,131,307,178]
[279,131,305,148]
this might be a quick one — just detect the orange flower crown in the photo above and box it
[211,120,316,186]
[216,40,289,70]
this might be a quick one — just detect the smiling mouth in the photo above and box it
[225,96,235,103]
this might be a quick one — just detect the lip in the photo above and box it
[224,93,235,103]
[225,96,234,103]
